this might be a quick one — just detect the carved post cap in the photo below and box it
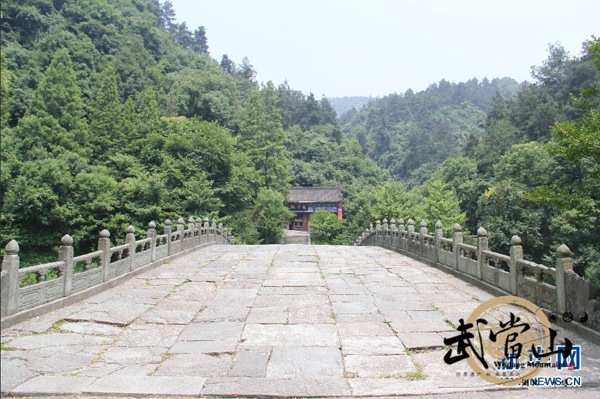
[61,234,74,246]
[218,222,223,229]
[148,221,156,229]
[177,218,184,224]
[188,217,195,223]
[408,219,414,225]
[390,218,396,224]
[383,218,388,224]
[5,239,20,254]
[453,223,462,232]
[510,235,522,246]
[205,217,210,222]
[100,229,111,238]
[435,221,443,229]
[127,225,135,234]
[398,219,404,224]
[165,219,172,225]
[477,227,487,237]
[556,244,571,258]
[420,220,427,227]
[196,217,202,223]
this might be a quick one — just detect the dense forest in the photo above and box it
[1,1,598,288]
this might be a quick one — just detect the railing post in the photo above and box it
[452,224,463,270]
[177,218,185,247]
[398,219,405,250]
[125,225,136,271]
[509,235,522,296]
[419,220,427,257]
[407,219,414,234]
[476,227,488,280]
[383,218,389,246]
[390,219,397,247]
[59,234,74,297]
[164,219,172,255]
[147,222,157,261]
[434,221,443,263]
[555,244,573,314]
[407,219,415,254]
[98,230,111,282]
[203,217,210,243]
[1,240,20,316]
[211,218,217,242]
[375,220,381,245]
[218,222,224,244]
[196,217,203,245]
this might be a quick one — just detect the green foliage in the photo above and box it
[252,189,294,244]
[309,211,346,245]
[1,53,11,130]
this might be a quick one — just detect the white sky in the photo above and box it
[170,0,599,98]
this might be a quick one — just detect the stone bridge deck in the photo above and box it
[2,245,599,398]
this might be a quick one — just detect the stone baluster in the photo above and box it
[375,220,381,244]
[407,219,415,234]
[188,217,195,232]
[164,219,172,255]
[196,217,203,244]
[555,244,573,314]
[59,235,74,297]
[125,226,136,271]
[98,230,111,281]
[434,221,443,263]
[452,224,463,270]
[509,235,522,296]
[1,240,20,317]
[398,218,405,233]
[390,219,397,247]
[476,227,488,280]
[419,221,428,257]
[177,218,185,243]
[147,222,157,261]
[383,218,389,245]
[211,218,218,242]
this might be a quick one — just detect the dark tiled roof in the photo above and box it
[289,187,343,203]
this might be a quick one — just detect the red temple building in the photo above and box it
[287,187,343,231]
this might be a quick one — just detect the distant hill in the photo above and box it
[328,96,374,117]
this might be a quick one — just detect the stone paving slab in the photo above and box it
[2,244,600,397]
[85,375,206,396]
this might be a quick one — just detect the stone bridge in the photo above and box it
[2,243,600,397]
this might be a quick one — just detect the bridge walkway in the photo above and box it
[2,245,599,397]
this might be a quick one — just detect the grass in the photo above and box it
[445,319,458,330]
[0,341,17,351]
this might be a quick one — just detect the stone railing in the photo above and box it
[356,218,600,335]
[1,217,233,329]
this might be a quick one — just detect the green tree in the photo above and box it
[238,83,290,194]
[309,210,346,244]
[414,179,466,236]
[252,189,294,244]
[28,49,87,136]
[1,53,10,131]
[89,64,123,156]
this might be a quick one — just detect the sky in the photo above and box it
[170,0,599,98]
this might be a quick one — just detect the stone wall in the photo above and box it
[1,217,234,329]
[355,218,600,335]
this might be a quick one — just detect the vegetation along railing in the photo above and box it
[1,217,234,329]
[355,218,599,335]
